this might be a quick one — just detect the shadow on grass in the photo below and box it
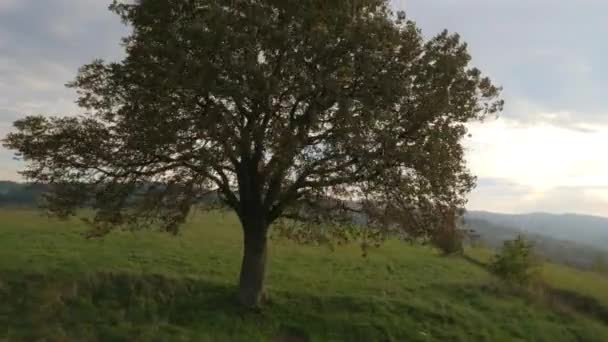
[544,287,608,324]
[1,270,606,341]
[0,271,446,341]
[461,254,488,269]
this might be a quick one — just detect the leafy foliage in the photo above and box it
[3,0,502,238]
[490,235,542,286]
[430,207,466,255]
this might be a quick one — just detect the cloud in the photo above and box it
[0,56,82,123]
[466,119,608,190]
[0,153,19,181]
[0,121,20,181]
[401,0,608,127]
[468,178,608,217]
[0,0,127,180]
[465,118,608,216]
[0,0,21,13]
[0,0,126,127]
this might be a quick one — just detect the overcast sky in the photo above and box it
[1,0,607,217]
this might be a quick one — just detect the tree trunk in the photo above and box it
[238,222,268,307]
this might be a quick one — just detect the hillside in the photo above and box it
[466,211,608,251]
[465,216,608,271]
[1,209,607,341]
[0,181,46,207]
[1,182,606,271]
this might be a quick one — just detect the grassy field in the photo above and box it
[1,209,607,341]
[465,248,608,309]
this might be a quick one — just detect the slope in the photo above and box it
[0,209,607,341]
[466,211,608,251]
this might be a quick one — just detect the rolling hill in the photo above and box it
[1,181,606,270]
[466,211,608,251]
[465,211,608,271]
[0,209,607,341]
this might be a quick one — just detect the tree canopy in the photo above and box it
[3,0,502,306]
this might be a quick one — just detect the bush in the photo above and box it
[431,207,465,255]
[490,235,541,286]
[592,256,608,275]
[431,225,465,255]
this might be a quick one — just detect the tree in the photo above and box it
[3,0,502,307]
[431,207,466,255]
[490,235,541,287]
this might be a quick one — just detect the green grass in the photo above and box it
[465,247,608,309]
[542,264,608,306]
[1,209,607,341]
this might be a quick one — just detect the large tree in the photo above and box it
[3,0,502,307]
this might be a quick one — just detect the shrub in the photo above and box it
[431,207,465,255]
[431,225,465,255]
[490,235,541,286]
[592,256,608,275]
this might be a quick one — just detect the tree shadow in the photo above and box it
[543,287,608,324]
[0,271,426,341]
[1,271,607,341]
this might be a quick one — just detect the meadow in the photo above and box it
[0,209,607,341]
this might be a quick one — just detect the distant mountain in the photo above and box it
[0,181,21,194]
[0,181,222,208]
[1,180,607,270]
[466,211,608,251]
[464,211,608,271]
[0,181,46,207]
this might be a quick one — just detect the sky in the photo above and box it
[1,1,607,217]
